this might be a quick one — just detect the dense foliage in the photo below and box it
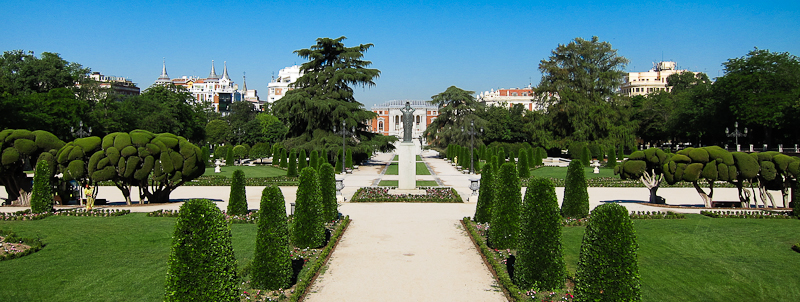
[0,129,64,203]
[227,169,247,216]
[515,177,566,291]
[562,159,589,218]
[291,167,324,248]
[251,186,292,290]
[488,162,521,249]
[575,203,640,302]
[165,199,238,301]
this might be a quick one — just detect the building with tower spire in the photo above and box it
[152,59,262,113]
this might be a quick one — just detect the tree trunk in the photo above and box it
[735,182,752,208]
[640,172,664,204]
[692,181,712,207]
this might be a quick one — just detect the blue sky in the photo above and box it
[3,0,798,108]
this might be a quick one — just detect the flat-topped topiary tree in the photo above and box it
[55,135,103,204]
[251,186,291,290]
[575,203,640,302]
[0,129,64,204]
[662,146,736,207]
[165,199,238,302]
[562,159,589,218]
[515,177,565,291]
[292,167,324,248]
[318,163,338,222]
[227,169,247,216]
[615,148,670,204]
[489,162,521,249]
[474,162,495,223]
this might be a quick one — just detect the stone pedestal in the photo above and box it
[398,142,416,190]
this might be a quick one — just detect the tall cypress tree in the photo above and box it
[292,167,324,248]
[318,163,338,221]
[225,147,235,167]
[518,150,530,178]
[165,199,238,301]
[227,169,248,216]
[334,149,343,173]
[287,150,298,177]
[280,148,288,168]
[345,148,353,169]
[515,177,566,291]
[562,159,590,218]
[298,149,308,170]
[575,203,640,302]
[581,145,592,167]
[251,186,291,290]
[309,150,319,170]
[488,162,521,249]
[607,146,617,169]
[496,149,505,170]
[474,162,495,223]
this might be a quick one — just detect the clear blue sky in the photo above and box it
[3,0,798,108]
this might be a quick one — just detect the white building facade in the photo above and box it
[368,100,439,140]
[477,86,545,111]
[152,60,262,112]
[267,65,303,104]
[621,61,695,96]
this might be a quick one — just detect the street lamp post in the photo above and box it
[70,121,92,138]
[725,121,748,151]
[333,120,355,174]
[462,121,483,174]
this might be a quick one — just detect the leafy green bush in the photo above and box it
[227,169,247,216]
[298,149,308,170]
[30,160,53,213]
[318,163,337,221]
[515,177,566,291]
[225,147,234,167]
[562,159,589,218]
[474,162,495,223]
[251,186,291,290]
[291,167,324,248]
[489,162,521,249]
[287,150,298,177]
[575,203,640,302]
[165,199,239,301]
[517,150,530,178]
[607,146,617,169]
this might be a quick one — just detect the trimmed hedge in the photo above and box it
[474,162,495,224]
[318,163,338,222]
[30,160,52,213]
[488,162,521,249]
[562,159,589,218]
[227,169,248,216]
[287,150,298,177]
[292,167,324,248]
[575,203,640,302]
[518,150,530,178]
[165,199,239,301]
[251,186,292,290]
[515,177,566,291]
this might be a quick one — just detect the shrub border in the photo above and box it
[0,229,45,261]
[291,215,350,302]
[461,217,524,301]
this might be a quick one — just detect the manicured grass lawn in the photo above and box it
[203,165,287,178]
[560,214,800,301]
[384,162,431,175]
[0,213,256,302]
[530,166,615,180]
[390,155,423,161]
[377,180,439,186]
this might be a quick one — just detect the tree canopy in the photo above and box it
[423,86,486,149]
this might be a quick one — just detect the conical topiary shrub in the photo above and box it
[562,159,589,218]
[251,186,291,290]
[515,177,566,291]
[292,167,324,248]
[309,150,319,170]
[474,162,495,223]
[318,163,338,221]
[581,145,592,167]
[280,148,288,168]
[334,149,343,174]
[30,160,53,214]
[225,147,235,167]
[518,150,530,178]
[227,169,247,216]
[345,149,353,169]
[575,203,640,302]
[165,199,238,301]
[607,146,617,169]
[298,149,308,170]
[287,150,298,177]
[488,162,521,249]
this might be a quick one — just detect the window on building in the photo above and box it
[378,121,383,131]
[512,92,518,96]
[416,116,420,124]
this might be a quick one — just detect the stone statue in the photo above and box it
[400,101,414,142]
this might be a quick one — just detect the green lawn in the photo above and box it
[203,165,287,178]
[561,214,800,301]
[377,180,439,186]
[0,213,257,301]
[530,166,615,180]
[384,162,431,175]
[391,155,423,162]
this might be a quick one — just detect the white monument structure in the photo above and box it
[397,102,417,190]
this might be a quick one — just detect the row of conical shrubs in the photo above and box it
[267,147,354,177]
[446,143,548,174]
[166,164,339,300]
[474,159,638,300]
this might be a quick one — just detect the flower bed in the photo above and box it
[700,210,795,219]
[53,208,130,217]
[350,187,463,203]
[630,210,686,220]
[462,217,575,302]
[1,209,51,221]
[148,208,259,224]
[238,216,351,302]
[0,229,45,261]
[97,175,300,187]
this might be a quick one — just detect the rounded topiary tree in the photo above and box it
[233,145,247,164]
[515,177,566,291]
[518,150,530,178]
[562,159,589,218]
[292,167,324,248]
[225,147,235,167]
[251,186,291,290]
[575,203,640,302]
[287,150,298,177]
[318,163,338,222]
[227,169,248,216]
[298,149,308,170]
[30,160,53,213]
[488,162,521,249]
[165,199,238,301]
[474,162,495,223]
